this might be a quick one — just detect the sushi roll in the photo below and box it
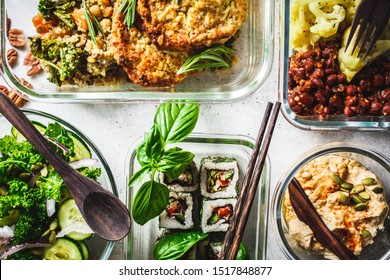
[200,198,236,233]
[159,162,198,192]
[200,156,239,199]
[159,191,194,229]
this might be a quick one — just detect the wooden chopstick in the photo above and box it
[219,101,281,260]
[288,178,358,260]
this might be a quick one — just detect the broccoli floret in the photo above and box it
[29,37,85,86]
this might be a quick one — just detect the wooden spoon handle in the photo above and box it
[0,91,70,174]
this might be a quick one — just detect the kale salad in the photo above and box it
[0,119,102,260]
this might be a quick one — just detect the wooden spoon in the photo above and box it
[0,91,131,241]
[288,177,357,259]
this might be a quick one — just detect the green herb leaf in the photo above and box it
[132,180,169,225]
[153,231,208,260]
[154,103,199,144]
[136,143,151,167]
[82,0,106,45]
[128,165,151,187]
[157,148,194,180]
[143,124,164,161]
[45,122,75,160]
[117,0,136,29]
[177,45,235,75]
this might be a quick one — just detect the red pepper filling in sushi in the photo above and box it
[207,205,233,225]
[165,197,188,225]
[207,169,234,193]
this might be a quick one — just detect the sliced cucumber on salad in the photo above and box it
[11,121,47,142]
[11,122,92,160]
[77,241,89,260]
[58,199,93,241]
[43,238,83,260]
[68,131,92,161]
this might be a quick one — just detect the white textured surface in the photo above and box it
[6,3,390,260]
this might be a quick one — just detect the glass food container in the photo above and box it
[271,142,390,260]
[124,133,270,260]
[0,0,273,103]
[278,0,390,130]
[0,109,118,260]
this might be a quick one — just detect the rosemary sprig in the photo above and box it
[118,0,137,29]
[177,45,235,75]
[82,0,105,45]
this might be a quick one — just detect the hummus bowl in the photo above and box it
[271,142,390,260]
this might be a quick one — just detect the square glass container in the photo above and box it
[0,0,273,103]
[278,0,390,131]
[124,133,270,260]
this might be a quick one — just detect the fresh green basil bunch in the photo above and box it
[128,103,200,225]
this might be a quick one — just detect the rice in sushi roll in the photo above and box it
[159,162,198,192]
[159,191,194,229]
[200,156,239,199]
[201,198,236,233]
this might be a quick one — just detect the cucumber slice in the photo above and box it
[58,199,93,241]
[43,238,83,260]
[77,241,89,260]
[11,121,46,142]
[68,131,92,161]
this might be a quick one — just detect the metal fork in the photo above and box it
[345,0,390,59]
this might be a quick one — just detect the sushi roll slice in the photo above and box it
[200,156,239,199]
[201,198,236,233]
[159,162,198,192]
[159,191,194,229]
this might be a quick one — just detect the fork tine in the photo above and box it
[360,1,390,58]
[345,0,373,52]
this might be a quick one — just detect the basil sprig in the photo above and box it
[129,103,200,225]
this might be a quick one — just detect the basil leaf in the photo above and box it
[132,180,169,225]
[157,147,194,180]
[128,165,151,187]
[236,243,250,260]
[141,124,164,162]
[136,143,150,167]
[153,231,208,260]
[154,103,199,144]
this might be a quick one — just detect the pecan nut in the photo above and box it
[18,77,33,89]
[7,49,18,67]
[0,85,10,95]
[9,89,28,107]
[0,85,27,108]
[8,28,26,48]
[24,52,42,76]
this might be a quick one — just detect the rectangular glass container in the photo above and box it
[278,0,390,131]
[124,133,270,260]
[0,0,273,103]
